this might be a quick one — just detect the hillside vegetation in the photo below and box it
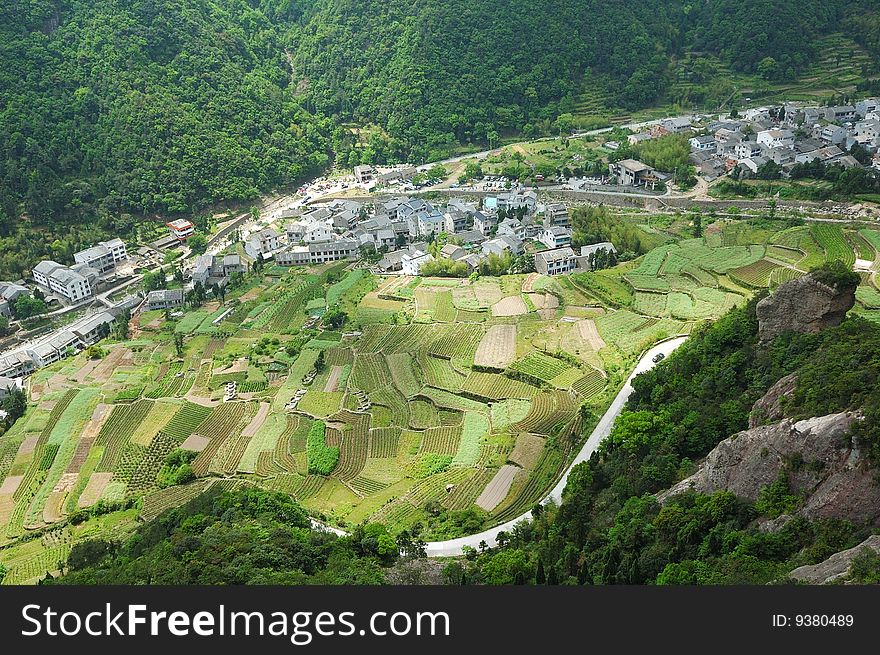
[1,0,874,253]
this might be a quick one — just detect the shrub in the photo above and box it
[306,421,339,475]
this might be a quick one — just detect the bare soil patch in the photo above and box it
[18,434,40,456]
[521,272,540,293]
[577,319,606,350]
[180,435,211,452]
[78,472,114,508]
[241,402,271,438]
[42,491,66,524]
[0,475,24,495]
[214,358,249,375]
[474,324,517,369]
[475,464,519,511]
[491,295,528,317]
[508,433,545,470]
[324,365,343,392]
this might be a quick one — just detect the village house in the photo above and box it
[496,189,537,213]
[824,105,857,123]
[0,350,35,379]
[820,124,848,145]
[855,98,880,119]
[661,116,692,133]
[376,166,417,185]
[0,376,23,400]
[244,227,283,259]
[609,159,657,187]
[756,128,795,149]
[0,282,30,317]
[734,141,763,161]
[147,289,185,311]
[439,243,467,261]
[444,207,471,234]
[73,238,128,273]
[628,132,656,146]
[543,202,570,227]
[32,260,93,304]
[167,219,195,241]
[401,250,434,275]
[276,239,359,266]
[534,247,577,276]
[539,226,572,249]
[496,217,526,240]
[482,235,522,257]
[473,210,498,236]
[689,135,717,152]
[353,165,376,184]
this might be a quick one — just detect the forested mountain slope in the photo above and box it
[0,0,873,259]
[0,0,333,278]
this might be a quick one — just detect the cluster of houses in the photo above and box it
[0,308,123,379]
[229,188,618,280]
[679,101,880,181]
[28,239,129,307]
[0,282,30,319]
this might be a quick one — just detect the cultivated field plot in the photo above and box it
[473,324,517,370]
[12,238,815,580]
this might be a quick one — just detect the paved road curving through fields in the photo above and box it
[424,335,688,557]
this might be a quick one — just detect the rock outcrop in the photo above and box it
[658,409,880,526]
[789,535,880,584]
[749,373,797,428]
[756,273,856,342]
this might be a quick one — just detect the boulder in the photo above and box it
[756,274,855,342]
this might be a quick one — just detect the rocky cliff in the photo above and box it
[658,402,880,526]
[789,535,880,584]
[755,272,856,342]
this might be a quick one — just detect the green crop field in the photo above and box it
[1,212,866,583]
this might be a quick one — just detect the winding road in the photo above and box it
[424,335,688,557]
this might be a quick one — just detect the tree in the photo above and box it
[1,387,27,424]
[13,295,47,319]
[0,315,11,336]
[323,307,348,329]
[314,350,326,372]
[113,310,130,340]
[188,233,208,255]
[173,333,184,358]
[757,57,778,81]
[553,113,575,136]
[142,271,166,292]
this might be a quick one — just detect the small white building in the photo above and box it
[535,247,577,276]
[74,239,128,273]
[147,289,185,311]
[245,227,282,259]
[167,219,195,241]
[401,250,435,275]
[540,226,572,249]
[689,135,717,152]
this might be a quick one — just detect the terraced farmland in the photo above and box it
[9,222,842,577]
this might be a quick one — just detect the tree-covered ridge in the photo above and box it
[0,0,332,227]
[51,488,406,585]
[289,0,677,158]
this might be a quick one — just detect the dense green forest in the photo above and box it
[51,488,419,584]
[0,0,875,276]
[0,0,334,278]
[448,280,880,585]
